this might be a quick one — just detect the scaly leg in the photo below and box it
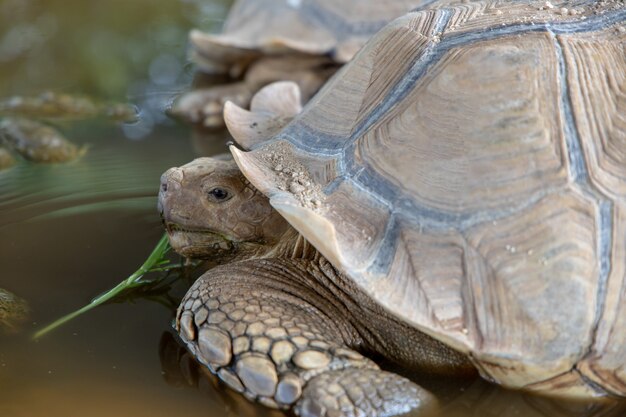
[176,258,437,416]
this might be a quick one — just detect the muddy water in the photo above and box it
[0,1,625,417]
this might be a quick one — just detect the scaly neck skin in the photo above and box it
[227,225,320,263]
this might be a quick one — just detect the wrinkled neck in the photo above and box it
[266,226,321,260]
[228,226,320,262]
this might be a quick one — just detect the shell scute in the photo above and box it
[561,28,626,200]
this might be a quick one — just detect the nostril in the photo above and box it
[161,182,168,192]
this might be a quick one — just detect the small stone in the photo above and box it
[198,327,232,366]
[544,1,554,9]
[289,182,305,194]
[218,368,245,393]
[274,164,283,171]
[560,7,568,15]
[270,340,296,365]
[293,350,331,370]
[276,373,302,405]
[252,337,272,353]
[236,354,278,397]
[247,322,266,336]
[233,336,250,355]
[179,312,196,341]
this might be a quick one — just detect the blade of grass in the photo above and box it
[33,234,172,339]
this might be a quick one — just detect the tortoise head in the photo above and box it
[158,156,290,260]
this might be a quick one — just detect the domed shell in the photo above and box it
[229,1,626,398]
[190,0,449,73]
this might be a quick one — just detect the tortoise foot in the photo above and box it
[175,260,438,416]
[296,368,437,417]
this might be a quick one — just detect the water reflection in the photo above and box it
[159,329,626,417]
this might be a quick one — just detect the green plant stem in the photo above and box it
[33,234,171,339]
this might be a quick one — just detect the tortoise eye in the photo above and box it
[208,187,230,202]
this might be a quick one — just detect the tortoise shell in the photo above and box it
[228,0,626,398]
[190,0,426,72]
[190,0,587,73]
[190,0,464,73]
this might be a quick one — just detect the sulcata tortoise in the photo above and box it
[170,0,474,128]
[159,1,626,416]
[173,0,586,128]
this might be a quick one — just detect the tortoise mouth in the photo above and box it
[164,222,234,258]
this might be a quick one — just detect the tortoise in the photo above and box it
[169,0,467,128]
[159,1,626,416]
[0,118,85,166]
[0,288,29,333]
[173,0,585,129]
[0,92,137,169]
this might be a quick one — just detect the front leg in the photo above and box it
[176,259,437,416]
